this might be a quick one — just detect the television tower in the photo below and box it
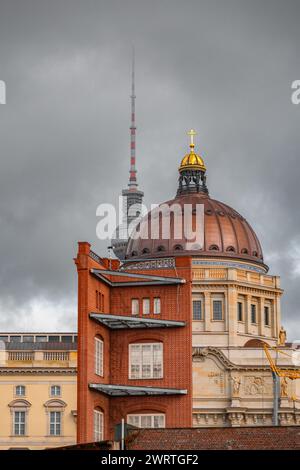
[111,50,144,260]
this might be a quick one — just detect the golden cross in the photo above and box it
[188,129,197,147]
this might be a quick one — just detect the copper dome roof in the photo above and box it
[125,192,265,268]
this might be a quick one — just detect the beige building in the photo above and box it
[0,332,77,449]
[192,261,300,427]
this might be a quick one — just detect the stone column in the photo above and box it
[227,286,238,346]
[258,296,264,337]
[245,294,252,335]
[204,291,211,331]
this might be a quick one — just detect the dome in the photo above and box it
[179,152,206,172]
[124,129,266,270]
[125,192,265,267]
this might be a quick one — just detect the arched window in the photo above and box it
[94,409,104,442]
[142,248,150,254]
[226,246,235,253]
[9,399,31,436]
[209,244,219,251]
[174,244,183,251]
[241,248,248,254]
[129,343,163,379]
[157,245,166,252]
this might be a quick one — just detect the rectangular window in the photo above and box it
[251,304,257,324]
[153,297,161,314]
[36,336,47,343]
[127,414,165,429]
[50,385,61,397]
[15,385,26,396]
[264,306,270,326]
[10,336,21,343]
[94,410,104,442]
[129,343,163,379]
[23,335,34,342]
[14,411,25,436]
[143,298,150,315]
[237,302,243,322]
[95,338,104,376]
[50,411,61,436]
[48,335,60,342]
[131,299,139,316]
[193,300,202,320]
[213,300,223,320]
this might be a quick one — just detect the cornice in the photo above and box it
[0,368,77,375]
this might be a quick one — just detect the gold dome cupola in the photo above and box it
[177,129,208,195]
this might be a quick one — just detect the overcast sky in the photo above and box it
[0,0,299,339]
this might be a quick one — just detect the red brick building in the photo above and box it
[75,244,193,443]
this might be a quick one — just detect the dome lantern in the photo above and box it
[177,129,208,196]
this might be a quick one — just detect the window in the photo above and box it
[143,298,150,315]
[129,343,163,379]
[131,299,139,316]
[50,385,61,397]
[95,337,104,376]
[23,335,34,342]
[61,336,72,343]
[193,300,202,320]
[36,336,47,343]
[264,306,270,326]
[237,302,243,322]
[127,413,165,429]
[50,411,61,436]
[48,335,60,342]
[94,410,104,441]
[10,336,21,343]
[15,385,26,397]
[153,298,161,314]
[14,411,25,436]
[251,304,257,324]
[213,300,223,320]
[0,335,8,342]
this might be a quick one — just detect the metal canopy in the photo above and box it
[90,313,186,330]
[89,383,187,397]
[90,268,185,287]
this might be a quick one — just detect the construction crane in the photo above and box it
[263,343,300,425]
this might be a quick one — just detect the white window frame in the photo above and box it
[15,385,26,397]
[153,297,161,314]
[129,343,163,379]
[94,409,104,442]
[13,410,26,436]
[143,298,150,315]
[131,299,139,316]
[49,410,61,436]
[95,337,104,376]
[50,385,61,397]
[127,413,165,429]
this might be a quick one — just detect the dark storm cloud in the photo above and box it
[0,0,299,337]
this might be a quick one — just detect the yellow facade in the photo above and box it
[0,333,77,449]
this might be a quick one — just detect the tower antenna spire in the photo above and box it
[129,46,137,189]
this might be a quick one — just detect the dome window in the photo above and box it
[217,210,225,216]
[205,209,213,215]
[157,245,166,252]
[209,244,219,251]
[142,248,150,254]
[226,246,235,253]
[252,250,258,257]
[174,244,183,251]
[241,248,248,254]
[131,251,138,257]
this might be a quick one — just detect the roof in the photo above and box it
[126,426,300,450]
[90,313,185,330]
[89,383,187,397]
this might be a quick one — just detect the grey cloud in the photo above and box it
[0,0,300,338]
